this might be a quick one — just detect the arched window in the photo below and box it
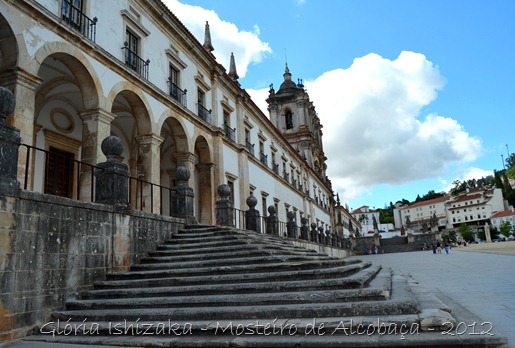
[285,110,293,129]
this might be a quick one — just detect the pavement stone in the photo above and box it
[349,246,515,347]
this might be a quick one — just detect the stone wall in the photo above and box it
[0,190,185,340]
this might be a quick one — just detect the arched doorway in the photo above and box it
[33,51,100,199]
[159,116,189,216]
[110,88,154,211]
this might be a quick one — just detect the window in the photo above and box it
[261,195,267,217]
[125,29,139,72]
[198,89,205,107]
[227,180,235,206]
[62,0,83,28]
[285,110,293,129]
[169,65,179,97]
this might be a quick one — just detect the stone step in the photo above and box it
[158,239,249,250]
[81,265,382,300]
[67,282,392,310]
[140,249,270,263]
[54,297,418,322]
[130,254,337,271]
[95,262,371,289]
[164,235,241,244]
[149,244,258,257]
[106,258,355,281]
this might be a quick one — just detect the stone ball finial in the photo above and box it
[246,195,257,209]
[267,205,276,215]
[301,217,308,225]
[0,86,15,122]
[287,211,295,221]
[175,166,191,182]
[218,184,231,198]
[318,226,324,232]
[101,135,124,161]
[310,222,317,229]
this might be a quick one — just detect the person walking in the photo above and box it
[444,242,450,254]
[436,241,442,254]
[432,243,437,254]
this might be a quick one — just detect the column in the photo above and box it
[136,134,164,213]
[196,162,215,224]
[79,108,115,201]
[1,69,42,188]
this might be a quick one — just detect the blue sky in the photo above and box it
[165,0,515,211]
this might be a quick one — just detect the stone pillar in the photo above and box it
[266,206,278,235]
[0,87,20,196]
[136,134,164,213]
[300,217,309,240]
[286,211,297,238]
[485,223,492,243]
[94,136,129,206]
[245,195,261,233]
[174,152,198,188]
[310,223,318,243]
[196,163,215,224]
[318,226,325,244]
[216,184,234,227]
[171,166,195,221]
[4,69,42,188]
[79,109,115,201]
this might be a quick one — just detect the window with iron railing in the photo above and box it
[283,172,289,182]
[272,162,279,174]
[245,140,255,157]
[292,178,297,188]
[61,0,97,42]
[123,35,149,79]
[197,104,212,124]
[260,152,268,166]
[224,123,236,142]
[168,80,187,107]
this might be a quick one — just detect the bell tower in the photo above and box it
[267,64,327,176]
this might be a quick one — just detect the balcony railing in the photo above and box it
[245,140,255,157]
[122,45,149,79]
[292,178,297,188]
[61,0,97,42]
[272,162,279,174]
[260,152,268,166]
[197,104,212,124]
[283,172,289,183]
[224,123,236,142]
[169,81,187,107]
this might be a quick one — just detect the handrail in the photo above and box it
[19,144,174,216]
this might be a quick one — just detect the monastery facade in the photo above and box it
[0,0,335,229]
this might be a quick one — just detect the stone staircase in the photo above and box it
[28,225,506,347]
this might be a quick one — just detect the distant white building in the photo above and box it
[395,196,449,231]
[445,187,504,230]
[489,209,515,232]
[351,206,392,235]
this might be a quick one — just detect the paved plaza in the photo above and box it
[350,242,515,347]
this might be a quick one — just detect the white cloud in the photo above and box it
[304,51,482,200]
[250,52,483,203]
[162,0,271,78]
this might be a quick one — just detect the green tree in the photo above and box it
[494,170,504,189]
[500,221,512,237]
[459,223,474,242]
[441,231,457,243]
[505,153,515,168]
